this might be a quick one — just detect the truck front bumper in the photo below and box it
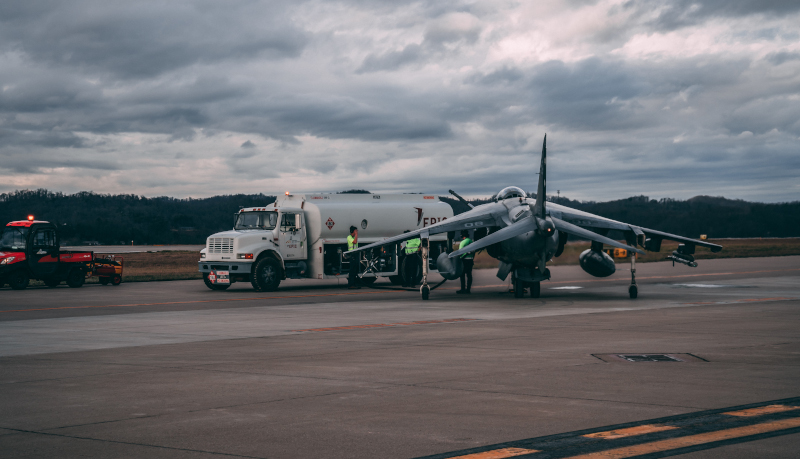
[198,262,253,274]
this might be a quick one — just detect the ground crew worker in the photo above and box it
[457,230,474,294]
[347,226,359,289]
[401,230,421,287]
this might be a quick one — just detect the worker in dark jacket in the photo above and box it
[347,226,360,289]
[457,230,474,294]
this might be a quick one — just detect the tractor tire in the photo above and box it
[66,269,85,288]
[9,271,30,290]
[44,278,60,288]
[203,273,230,291]
[251,258,281,292]
[111,274,122,286]
[99,277,110,285]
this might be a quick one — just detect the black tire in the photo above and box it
[251,257,281,292]
[203,273,231,291]
[421,285,430,300]
[401,255,422,287]
[629,285,638,299]
[389,275,403,285]
[67,268,85,288]
[99,277,110,285]
[513,277,525,298]
[111,274,122,286]
[9,271,30,290]
[530,281,541,298]
[44,278,60,288]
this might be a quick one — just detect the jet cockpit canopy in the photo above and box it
[495,186,527,201]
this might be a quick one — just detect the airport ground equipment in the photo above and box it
[347,135,723,300]
[199,193,455,291]
[0,218,117,290]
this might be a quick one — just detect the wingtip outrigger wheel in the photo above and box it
[421,284,430,300]
[629,252,638,299]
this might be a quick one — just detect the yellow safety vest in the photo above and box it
[459,238,474,259]
[347,235,357,251]
[405,238,421,254]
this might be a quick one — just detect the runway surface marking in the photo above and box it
[417,397,800,459]
[292,318,477,333]
[3,267,798,315]
[449,448,539,459]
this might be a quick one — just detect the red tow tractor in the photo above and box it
[0,216,123,290]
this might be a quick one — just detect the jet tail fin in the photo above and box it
[533,134,547,217]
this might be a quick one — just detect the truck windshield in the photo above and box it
[235,212,278,230]
[0,227,27,251]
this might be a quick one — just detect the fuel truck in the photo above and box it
[199,193,455,291]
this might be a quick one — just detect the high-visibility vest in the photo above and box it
[459,237,474,259]
[347,235,357,251]
[405,238,421,254]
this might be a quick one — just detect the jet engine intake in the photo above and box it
[579,249,616,277]
[436,252,464,280]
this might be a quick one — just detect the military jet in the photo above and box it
[346,135,722,300]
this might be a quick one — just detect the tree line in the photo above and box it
[1,189,798,245]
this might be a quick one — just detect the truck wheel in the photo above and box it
[66,269,85,288]
[99,277,110,285]
[111,274,122,286]
[9,271,30,290]
[203,273,230,291]
[44,278,60,288]
[401,256,422,287]
[252,258,281,292]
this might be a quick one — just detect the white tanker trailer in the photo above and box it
[199,193,455,291]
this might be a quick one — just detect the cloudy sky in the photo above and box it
[1,0,798,202]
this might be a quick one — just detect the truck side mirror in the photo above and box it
[233,214,238,228]
[295,214,302,230]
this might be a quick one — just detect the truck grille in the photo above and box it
[208,237,234,254]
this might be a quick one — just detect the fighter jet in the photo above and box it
[346,135,722,300]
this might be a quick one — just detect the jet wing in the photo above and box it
[344,205,500,256]
[553,206,721,252]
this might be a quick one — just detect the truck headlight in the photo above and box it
[1,257,15,265]
[237,253,254,259]
[200,253,206,258]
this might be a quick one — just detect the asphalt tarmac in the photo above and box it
[1,256,799,458]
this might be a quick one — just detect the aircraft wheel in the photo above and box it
[99,277,110,285]
[204,273,231,291]
[629,285,638,299]
[111,274,122,286]
[66,269,85,288]
[513,277,525,298]
[44,278,60,288]
[530,281,541,298]
[421,285,430,300]
[9,271,30,290]
[251,258,281,292]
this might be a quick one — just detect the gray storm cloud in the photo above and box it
[0,0,798,202]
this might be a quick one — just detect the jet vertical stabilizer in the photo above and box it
[533,134,546,217]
